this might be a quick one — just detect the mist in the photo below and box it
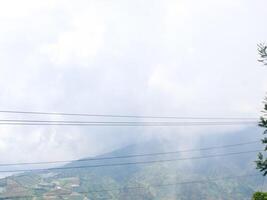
[0,0,266,168]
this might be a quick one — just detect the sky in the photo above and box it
[0,0,266,166]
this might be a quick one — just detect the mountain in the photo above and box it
[0,127,264,200]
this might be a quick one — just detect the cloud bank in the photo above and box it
[0,0,266,164]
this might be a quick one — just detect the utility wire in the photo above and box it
[0,174,260,199]
[0,121,258,126]
[0,119,259,123]
[0,140,260,167]
[0,110,259,120]
[0,149,261,173]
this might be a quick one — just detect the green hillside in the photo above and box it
[0,128,264,200]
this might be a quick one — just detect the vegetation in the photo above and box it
[256,99,267,175]
[252,44,267,200]
[0,131,263,200]
[255,44,267,175]
[252,192,267,200]
[258,44,267,66]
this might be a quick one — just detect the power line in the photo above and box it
[0,149,261,173]
[0,119,259,123]
[0,110,259,120]
[0,121,258,126]
[0,174,260,199]
[0,140,259,167]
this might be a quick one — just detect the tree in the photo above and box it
[258,44,267,66]
[255,44,267,175]
[256,97,267,175]
[252,191,267,200]
[252,44,267,199]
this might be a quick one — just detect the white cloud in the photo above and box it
[41,6,106,67]
[0,0,266,169]
[0,0,57,19]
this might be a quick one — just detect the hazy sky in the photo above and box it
[0,0,266,164]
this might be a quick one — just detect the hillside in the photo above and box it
[0,127,264,200]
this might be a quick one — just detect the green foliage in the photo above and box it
[255,113,267,175]
[255,43,267,176]
[252,192,267,200]
[258,44,267,65]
